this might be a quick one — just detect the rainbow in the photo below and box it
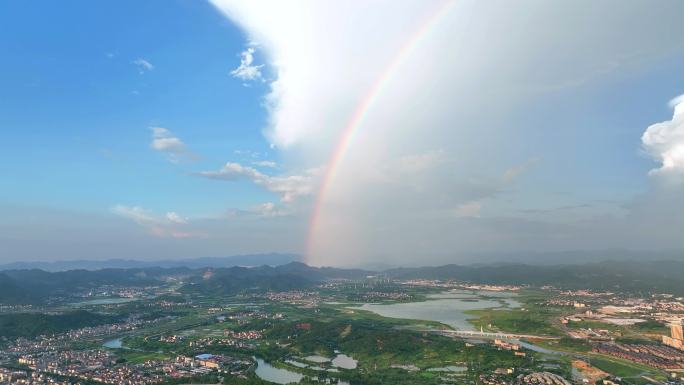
[305,1,456,264]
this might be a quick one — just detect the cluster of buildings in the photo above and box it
[4,316,171,356]
[180,354,250,373]
[265,291,320,303]
[225,310,285,324]
[14,350,177,385]
[480,371,572,385]
[515,372,572,385]
[493,339,526,357]
[5,350,249,385]
[18,350,114,371]
[158,335,185,343]
[462,284,521,292]
[62,321,139,340]
[0,368,75,385]
[594,343,684,370]
[188,337,255,350]
[357,291,411,301]
[393,279,449,288]
[224,330,262,340]
[548,290,684,322]
[547,291,684,346]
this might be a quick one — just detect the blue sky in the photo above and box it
[0,0,274,213]
[2,0,684,265]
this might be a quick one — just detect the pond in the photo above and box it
[331,354,357,369]
[304,355,330,363]
[254,357,304,384]
[427,365,468,372]
[351,291,520,330]
[102,338,123,349]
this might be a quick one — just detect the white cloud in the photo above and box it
[150,127,193,163]
[133,58,154,74]
[166,212,187,224]
[253,160,277,168]
[253,202,290,217]
[231,47,263,82]
[642,94,684,178]
[111,205,158,225]
[210,0,684,151]
[197,162,319,203]
[199,162,263,180]
[111,205,198,238]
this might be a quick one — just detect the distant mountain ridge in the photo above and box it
[4,250,682,272]
[0,267,183,304]
[0,253,300,272]
[3,259,684,305]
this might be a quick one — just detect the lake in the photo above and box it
[72,297,137,306]
[351,290,520,330]
[255,355,355,384]
[254,357,304,384]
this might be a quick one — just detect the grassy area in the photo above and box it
[630,319,669,335]
[308,302,452,331]
[119,351,171,364]
[463,289,568,336]
[587,354,660,379]
[554,337,592,352]
[566,320,619,331]
[466,307,561,336]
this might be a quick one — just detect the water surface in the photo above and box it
[102,338,123,349]
[331,354,357,369]
[254,358,304,384]
[352,293,519,330]
[72,298,137,306]
[304,355,330,363]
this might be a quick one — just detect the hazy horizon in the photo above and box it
[4,249,684,271]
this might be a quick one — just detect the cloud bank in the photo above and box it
[642,95,684,178]
[197,162,319,203]
[207,0,684,266]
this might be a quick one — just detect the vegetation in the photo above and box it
[466,307,561,335]
[556,337,592,352]
[587,355,647,378]
[4,261,684,385]
[465,290,562,336]
[632,319,668,334]
[0,310,120,338]
[566,320,619,331]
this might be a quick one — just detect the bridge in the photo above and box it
[420,328,560,341]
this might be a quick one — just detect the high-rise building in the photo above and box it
[672,323,684,341]
[663,322,684,350]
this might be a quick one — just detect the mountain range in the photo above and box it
[0,253,299,272]
[3,259,684,305]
